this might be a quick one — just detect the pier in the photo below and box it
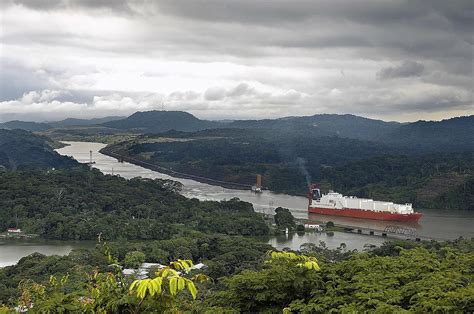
[299,216,442,241]
[333,223,437,241]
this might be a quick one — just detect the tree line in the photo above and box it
[106,130,473,209]
[1,238,472,312]
[0,169,269,239]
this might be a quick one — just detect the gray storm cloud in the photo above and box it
[0,0,472,122]
[377,61,425,80]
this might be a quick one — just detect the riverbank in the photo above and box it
[100,146,256,190]
[0,230,385,268]
[0,232,38,240]
[56,142,474,242]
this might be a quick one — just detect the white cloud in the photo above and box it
[0,1,472,122]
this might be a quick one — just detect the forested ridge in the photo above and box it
[101,111,473,147]
[0,169,268,239]
[105,128,474,209]
[0,129,77,170]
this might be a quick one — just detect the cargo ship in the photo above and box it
[308,184,422,222]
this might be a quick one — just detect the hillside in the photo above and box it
[0,129,78,170]
[320,152,474,209]
[0,120,52,132]
[102,111,402,141]
[0,116,125,132]
[228,114,401,140]
[48,116,125,128]
[104,127,473,208]
[103,130,397,194]
[103,111,219,132]
[0,169,268,239]
[380,116,474,152]
[4,112,471,152]
[101,111,472,153]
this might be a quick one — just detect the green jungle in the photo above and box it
[0,113,473,312]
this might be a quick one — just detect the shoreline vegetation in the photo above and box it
[99,146,256,190]
[0,114,473,312]
[1,237,472,312]
[101,135,473,210]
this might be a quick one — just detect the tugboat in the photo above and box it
[251,174,263,193]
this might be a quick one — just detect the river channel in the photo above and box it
[2,141,472,266]
[57,142,473,240]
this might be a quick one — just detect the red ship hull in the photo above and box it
[308,207,422,222]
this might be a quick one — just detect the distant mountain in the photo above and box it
[103,111,219,132]
[226,114,473,152]
[49,116,125,128]
[228,114,401,140]
[102,111,402,140]
[0,116,126,131]
[0,120,52,132]
[380,116,474,152]
[0,129,78,170]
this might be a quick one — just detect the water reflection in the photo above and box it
[0,240,94,267]
[268,231,388,251]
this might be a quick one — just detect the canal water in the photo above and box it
[3,141,471,266]
[57,142,474,240]
[0,240,94,267]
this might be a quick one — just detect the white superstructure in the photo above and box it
[311,192,414,214]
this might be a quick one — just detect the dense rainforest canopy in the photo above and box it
[1,238,472,312]
[0,129,77,170]
[105,128,473,209]
[0,115,473,312]
[0,169,269,239]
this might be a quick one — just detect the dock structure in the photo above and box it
[86,150,96,166]
[300,220,438,241]
[334,223,436,241]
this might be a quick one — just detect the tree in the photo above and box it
[326,221,334,228]
[210,251,320,312]
[128,259,209,312]
[274,207,296,230]
[6,239,210,313]
[124,251,146,268]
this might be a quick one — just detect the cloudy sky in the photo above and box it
[0,0,472,122]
